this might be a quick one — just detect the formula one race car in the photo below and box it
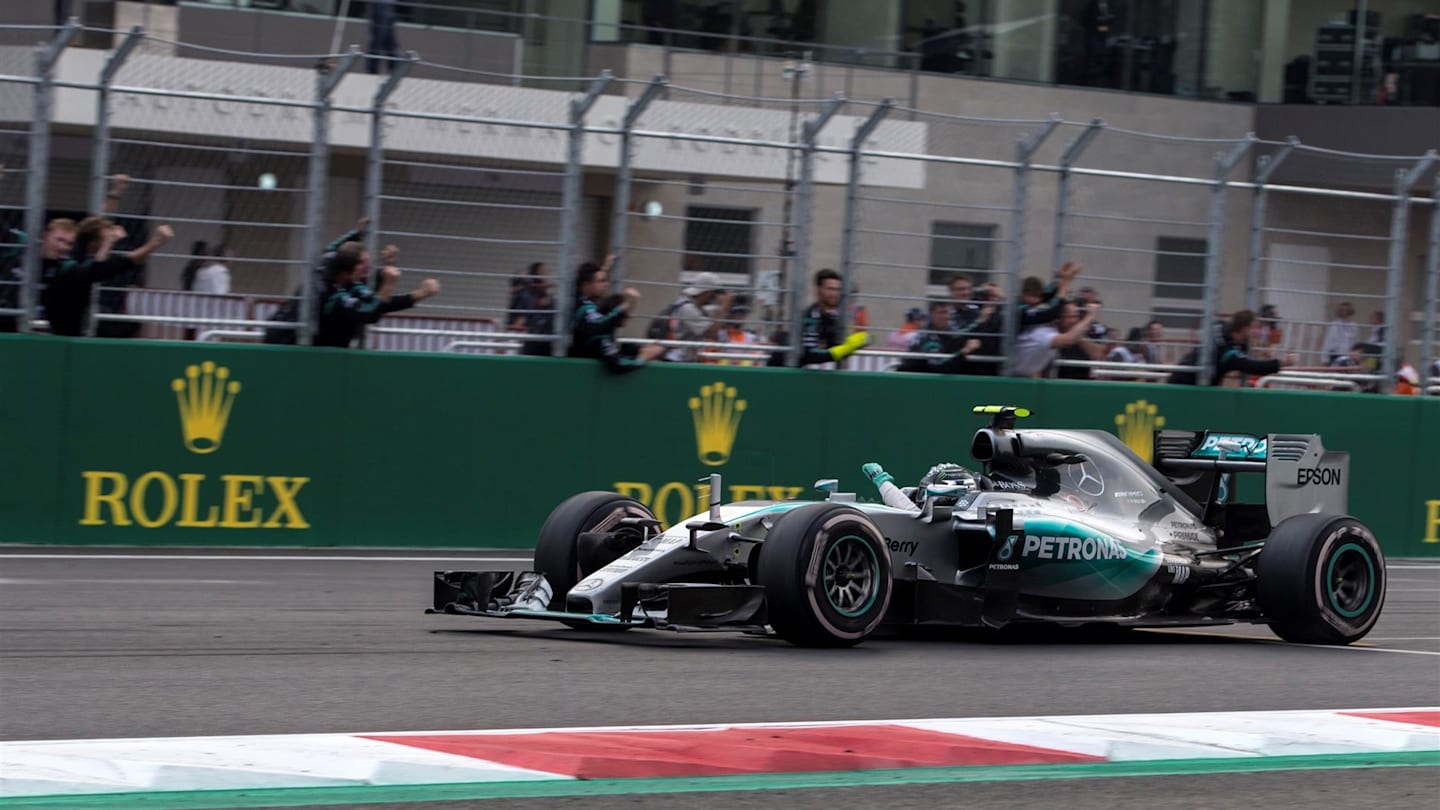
[428,405,1386,648]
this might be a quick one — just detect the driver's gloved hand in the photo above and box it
[829,331,870,361]
[863,462,893,487]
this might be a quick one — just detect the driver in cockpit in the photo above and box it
[862,461,980,514]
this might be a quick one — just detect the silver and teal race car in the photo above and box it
[428,405,1386,648]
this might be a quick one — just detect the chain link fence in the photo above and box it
[2,20,1436,394]
[0,42,31,331]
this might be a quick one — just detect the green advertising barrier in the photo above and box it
[1,334,1436,556]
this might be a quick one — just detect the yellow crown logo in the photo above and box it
[171,361,241,455]
[1115,399,1165,463]
[689,382,746,467]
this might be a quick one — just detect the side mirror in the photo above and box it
[814,478,839,494]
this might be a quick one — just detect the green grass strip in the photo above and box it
[2,751,1437,809]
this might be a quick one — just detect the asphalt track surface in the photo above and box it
[2,548,1437,810]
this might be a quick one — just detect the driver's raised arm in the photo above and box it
[863,463,922,513]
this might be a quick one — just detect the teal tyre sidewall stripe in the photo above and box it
[824,534,879,618]
[1325,541,1376,619]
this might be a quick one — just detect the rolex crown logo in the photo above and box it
[689,382,746,467]
[172,361,241,455]
[1115,399,1165,463]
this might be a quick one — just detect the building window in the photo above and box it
[684,206,755,278]
[1152,236,1207,328]
[928,222,997,288]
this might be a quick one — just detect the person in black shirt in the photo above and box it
[567,257,663,373]
[45,216,173,337]
[896,297,994,374]
[766,268,869,368]
[1169,310,1295,386]
[508,262,557,357]
[314,242,440,348]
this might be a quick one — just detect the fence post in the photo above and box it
[1422,184,1440,394]
[1001,115,1062,377]
[1243,137,1297,313]
[836,98,892,335]
[298,46,359,346]
[556,71,612,357]
[1199,136,1255,387]
[356,52,414,350]
[608,75,666,290]
[785,93,844,367]
[19,18,80,334]
[362,53,415,269]
[1383,151,1437,393]
[88,25,143,216]
[1050,119,1103,273]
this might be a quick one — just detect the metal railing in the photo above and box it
[1,20,1436,395]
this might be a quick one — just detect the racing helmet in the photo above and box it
[918,463,979,504]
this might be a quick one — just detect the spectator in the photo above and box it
[0,217,78,333]
[569,256,664,374]
[1169,309,1295,386]
[509,262,557,357]
[1014,260,1081,333]
[1394,363,1421,396]
[314,243,440,348]
[1108,326,1152,365]
[180,240,210,293]
[1141,319,1168,363]
[1075,284,1109,339]
[1366,310,1385,345]
[887,307,925,351]
[765,268,868,368]
[1010,298,1101,378]
[88,174,147,339]
[366,0,400,75]
[1053,302,1109,379]
[949,273,979,330]
[1320,301,1357,364]
[263,218,372,345]
[659,271,733,363]
[182,242,231,341]
[895,297,992,374]
[1254,304,1282,358]
[706,296,768,366]
[192,244,232,295]
[961,281,1006,375]
[44,216,173,337]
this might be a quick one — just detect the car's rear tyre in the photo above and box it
[1256,513,1386,645]
[758,503,893,648]
[533,491,654,630]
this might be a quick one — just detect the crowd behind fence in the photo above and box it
[0,20,1437,396]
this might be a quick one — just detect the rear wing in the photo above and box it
[1153,430,1349,526]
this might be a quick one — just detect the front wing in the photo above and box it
[425,570,770,633]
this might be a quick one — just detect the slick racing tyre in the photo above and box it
[758,503,893,648]
[533,491,655,629]
[1256,513,1386,645]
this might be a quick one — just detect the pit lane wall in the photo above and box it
[3,335,1437,557]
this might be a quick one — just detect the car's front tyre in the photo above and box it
[533,491,655,629]
[1256,513,1386,645]
[758,503,893,647]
